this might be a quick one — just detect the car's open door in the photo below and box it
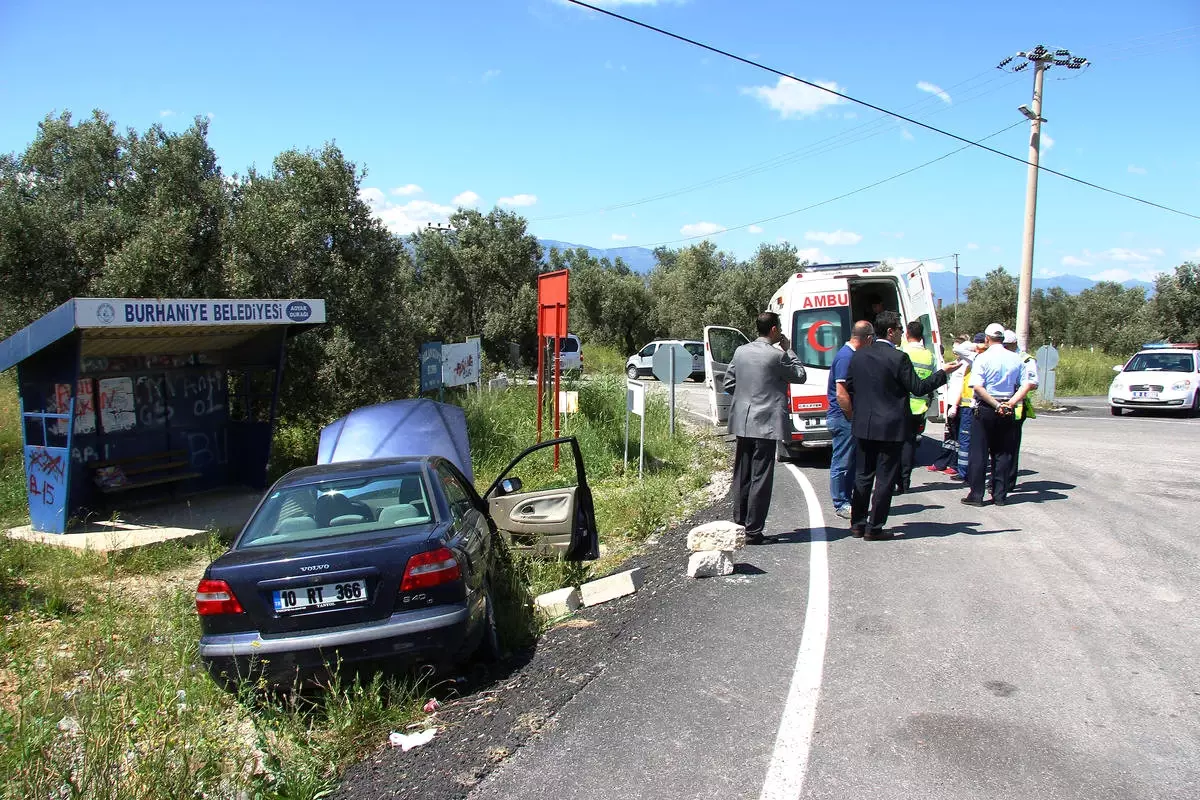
[904,263,947,418]
[704,325,751,425]
[483,437,599,561]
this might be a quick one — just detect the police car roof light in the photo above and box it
[1142,342,1199,350]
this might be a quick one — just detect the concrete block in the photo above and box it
[687,521,746,552]
[534,587,581,618]
[687,550,734,578]
[579,567,644,607]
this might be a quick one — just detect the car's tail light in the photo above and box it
[400,547,461,592]
[196,579,244,616]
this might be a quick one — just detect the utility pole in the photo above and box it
[999,46,1088,353]
[953,252,959,328]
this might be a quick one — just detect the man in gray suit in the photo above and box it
[723,311,807,544]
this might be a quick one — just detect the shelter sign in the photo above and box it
[74,298,326,327]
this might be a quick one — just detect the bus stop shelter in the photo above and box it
[0,298,325,534]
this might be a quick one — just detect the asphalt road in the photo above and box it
[471,387,1200,800]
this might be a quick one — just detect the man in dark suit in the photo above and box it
[841,311,960,539]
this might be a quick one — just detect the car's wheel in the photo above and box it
[1190,391,1200,418]
[626,365,639,380]
[1110,405,1122,416]
[475,586,501,663]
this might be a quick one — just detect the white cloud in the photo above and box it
[748,225,764,234]
[1183,247,1200,260]
[805,230,862,246]
[482,69,500,82]
[498,193,538,207]
[741,77,845,119]
[900,128,915,141]
[1127,164,1147,175]
[159,109,176,118]
[453,190,480,206]
[1101,247,1151,263]
[796,247,826,263]
[916,81,952,104]
[1061,255,1092,267]
[611,233,628,242]
[359,188,454,235]
[680,221,725,237]
[880,231,905,239]
[1035,269,1063,279]
[1041,133,1054,150]
[966,242,979,250]
[390,184,423,196]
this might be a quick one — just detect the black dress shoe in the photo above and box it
[864,529,897,540]
[746,532,777,545]
[960,497,986,507]
[991,497,1007,507]
[851,526,866,538]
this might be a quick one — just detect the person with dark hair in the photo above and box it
[827,320,874,518]
[723,311,807,544]
[842,311,960,539]
[955,333,988,480]
[897,319,935,493]
[928,334,973,474]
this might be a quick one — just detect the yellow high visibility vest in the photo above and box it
[903,342,935,415]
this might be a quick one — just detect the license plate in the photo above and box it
[273,580,368,613]
[1132,391,1158,399]
[803,417,826,429]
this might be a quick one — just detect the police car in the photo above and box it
[1108,343,1200,417]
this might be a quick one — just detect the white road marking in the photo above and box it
[759,464,830,800]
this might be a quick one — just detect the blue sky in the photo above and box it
[2,0,1197,281]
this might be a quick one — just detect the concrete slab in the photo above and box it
[4,488,262,554]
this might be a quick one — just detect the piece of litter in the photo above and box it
[389,728,436,751]
[423,698,440,713]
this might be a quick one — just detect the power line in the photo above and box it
[630,120,1026,249]
[532,70,1022,223]
[565,0,1200,222]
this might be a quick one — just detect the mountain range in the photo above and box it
[536,239,1156,299]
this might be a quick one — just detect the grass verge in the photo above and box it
[1052,346,1128,397]
[0,369,719,799]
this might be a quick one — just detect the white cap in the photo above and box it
[984,323,1005,339]
[1002,329,1018,344]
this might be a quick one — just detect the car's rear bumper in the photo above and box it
[200,602,472,686]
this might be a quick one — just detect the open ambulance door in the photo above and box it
[904,263,947,419]
[703,325,751,425]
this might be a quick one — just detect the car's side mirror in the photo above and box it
[499,477,523,496]
[1112,365,1123,373]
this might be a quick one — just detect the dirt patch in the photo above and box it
[0,666,19,714]
[333,481,737,800]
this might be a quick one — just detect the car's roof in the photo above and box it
[275,457,431,488]
[651,338,702,344]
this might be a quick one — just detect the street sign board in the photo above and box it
[420,342,442,393]
[652,344,691,384]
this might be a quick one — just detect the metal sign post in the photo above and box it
[624,379,646,480]
[652,343,691,436]
[1036,344,1060,405]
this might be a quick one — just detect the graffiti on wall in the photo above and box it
[52,380,96,435]
[25,446,65,507]
[98,377,136,432]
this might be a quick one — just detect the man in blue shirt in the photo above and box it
[962,323,1029,507]
[827,320,873,518]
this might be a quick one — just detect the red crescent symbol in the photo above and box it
[807,320,835,352]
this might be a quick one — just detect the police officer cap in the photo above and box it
[1002,329,1018,344]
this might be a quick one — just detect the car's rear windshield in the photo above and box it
[1125,353,1195,373]
[238,471,434,548]
[684,343,704,357]
[558,337,579,353]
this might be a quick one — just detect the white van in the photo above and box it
[704,261,946,460]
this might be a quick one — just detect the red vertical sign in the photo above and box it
[536,270,569,466]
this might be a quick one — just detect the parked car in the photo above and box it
[558,334,583,373]
[1108,343,1200,416]
[626,340,704,381]
[196,400,598,689]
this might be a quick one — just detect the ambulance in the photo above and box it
[704,261,947,460]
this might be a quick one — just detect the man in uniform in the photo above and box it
[841,312,959,539]
[898,320,935,493]
[1003,329,1038,490]
[962,323,1030,507]
[724,312,807,544]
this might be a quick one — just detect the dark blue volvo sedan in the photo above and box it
[196,400,598,689]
